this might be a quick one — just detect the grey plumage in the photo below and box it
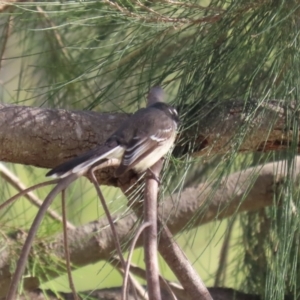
[46,91,179,178]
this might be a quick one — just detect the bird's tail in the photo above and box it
[46,143,122,178]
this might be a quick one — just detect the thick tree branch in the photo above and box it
[0,158,297,294]
[0,101,296,187]
[0,104,128,185]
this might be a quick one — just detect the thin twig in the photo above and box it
[36,6,72,61]
[6,174,78,300]
[162,0,224,12]
[61,189,78,300]
[214,217,236,287]
[116,256,180,300]
[158,222,213,300]
[103,0,221,25]
[89,170,127,268]
[0,15,11,70]
[113,258,148,300]
[36,5,96,99]
[0,159,119,213]
[122,222,151,300]
[0,163,75,229]
[0,0,20,13]
[89,170,138,300]
[158,277,179,300]
[0,178,60,211]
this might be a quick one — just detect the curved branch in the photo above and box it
[0,158,297,294]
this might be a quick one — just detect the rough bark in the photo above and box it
[0,104,128,185]
[0,101,297,297]
[0,101,296,187]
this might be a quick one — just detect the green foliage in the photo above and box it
[2,0,300,299]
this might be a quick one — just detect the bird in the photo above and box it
[46,87,179,179]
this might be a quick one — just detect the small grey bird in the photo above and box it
[46,88,179,178]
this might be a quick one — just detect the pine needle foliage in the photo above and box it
[2,0,300,299]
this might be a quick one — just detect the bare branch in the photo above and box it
[0,104,128,185]
[61,190,78,300]
[112,259,149,300]
[158,222,212,300]
[122,222,151,300]
[0,178,60,210]
[0,101,297,189]
[0,158,298,294]
[114,253,183,300]
[0,163,75,229]
[89,170,141,300]
[143,162,163,300]
[6,174,78,300]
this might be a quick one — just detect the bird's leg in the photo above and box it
[147,157,165,184]
[147,168,161,184]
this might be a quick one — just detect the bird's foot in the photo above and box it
[147,168,161,184]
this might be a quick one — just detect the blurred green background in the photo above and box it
[1,0,300,299]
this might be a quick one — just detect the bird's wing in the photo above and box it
[115,126,173,177]
[46,140,122,178]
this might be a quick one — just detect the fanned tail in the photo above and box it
[46,144,122,178]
